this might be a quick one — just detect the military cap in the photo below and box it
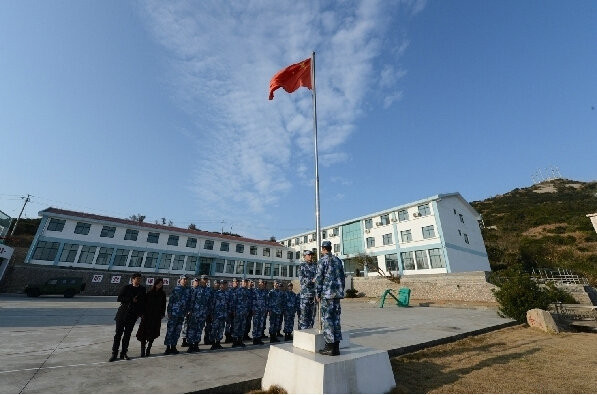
[232,278,238,282]
[321,240,332,249]
[303,250,314,256]
[287,282,294,287]
[192,277,199,282]
[179,274,189,280]
[220,279,228,284]
[131,272,142,279]
[200,274,208,280]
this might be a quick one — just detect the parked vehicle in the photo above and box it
[25,277,86,298]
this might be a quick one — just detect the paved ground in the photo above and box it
[0,295,514,393]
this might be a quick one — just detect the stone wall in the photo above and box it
[352,271,498,303]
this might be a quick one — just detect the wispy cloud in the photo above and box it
[138,0,425,237]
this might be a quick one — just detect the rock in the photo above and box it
[526,308,560,333]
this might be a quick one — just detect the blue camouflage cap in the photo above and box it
[321,240,332,249]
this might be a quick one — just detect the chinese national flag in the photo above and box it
[269,58,312,100]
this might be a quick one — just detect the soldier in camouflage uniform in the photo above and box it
[231,278,251,347]
[251,279,268,345]
[203,277,215,345]
[186,274,212,352]
[224,278,238,343]
[283,282,299,341]
[181,277,199,347]
[315,240,345,356]
[298,250,317,329]
[267,280,285,343]
[243,280,255,341]
[164,275,192,354]
[210,280,230,350]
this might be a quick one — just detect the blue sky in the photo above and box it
[1,0,595,240]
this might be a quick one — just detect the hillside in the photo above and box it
[471,178,597,284]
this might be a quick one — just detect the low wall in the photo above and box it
[352,271,498,303]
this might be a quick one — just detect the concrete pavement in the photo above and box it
[0,295,514,393]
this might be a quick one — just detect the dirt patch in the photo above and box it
[390,325,597,393]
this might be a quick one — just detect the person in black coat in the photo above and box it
[136,278,166,357]
[110,272,146,362]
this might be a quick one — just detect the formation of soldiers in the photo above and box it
[164,274,300,353]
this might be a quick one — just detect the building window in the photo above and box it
[401,251,414,270]
[415,250,429,269]
[74,222,91,235]
[364,219,373,230]
[204,240,214,250]
[220,242,230,252]
[160,253,172,269]
[236,244,244,253]
[254,262,262,276]
[303,235,308,243]
[113,249,130,266]
[147,232,160,244]
[186,237,197,248]
[311,233,316,241]
[464,234,469,244]
[281,265,288,277]
[417,204,431,216]
[224,260,235,274]
[60,243,79,263]
[250,246,257,255]
[167,235,179,246]
[332,227,339,236]
[382,233,393,245]
[273,264,280,277]
[422,225,435,239]
[334,244,340,253]
[128,250,144,267]
[400,230,412,243]
[264,263,271,276]
[385,253,398,271]
[247,261,255,275]
[144,252,159,268]
[459,214,464,224]
[96,247,114,265]
[295,251,300,259]
[77,245,97,264]
[124,229,138,241]
[322,230,327,238]
[276,249,282,258]
[214,258,225,273]
[235,261,244,275]
[263,248,270,257]
[287,251,293,260]
[33,241,60,261]
[47,218,65,232]
[294,237,300,245]
[428,248,445,268]
[186,256,197,272]
[380,214,390,226]
[100,226,116,238]
[171,255,185,270]
[398,210,409,222]
[366,237,375,248]
[198,257,211,275]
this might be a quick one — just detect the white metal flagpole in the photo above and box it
[311,51,322,262]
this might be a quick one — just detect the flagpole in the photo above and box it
[311,51,322,261]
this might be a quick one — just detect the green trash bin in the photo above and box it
[397,287,411,307]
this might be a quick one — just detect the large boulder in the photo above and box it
[526,308,560,333]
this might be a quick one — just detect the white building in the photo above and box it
[280,193,491,276]
[25,208,297,280]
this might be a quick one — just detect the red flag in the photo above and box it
[269,58,312,100]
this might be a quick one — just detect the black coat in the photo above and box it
[114,284,146,322]
[136,288,167,341]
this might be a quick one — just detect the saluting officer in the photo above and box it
[315,241,345,356]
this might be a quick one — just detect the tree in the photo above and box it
[269,236,277,242]
[352,253,399,283]
[188,223,197,230]
[128,214,146,223]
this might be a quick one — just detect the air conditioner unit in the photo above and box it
[375,222,382,226]
[413,213,421,217]
[391,219,397,222]
[365,229,371,233]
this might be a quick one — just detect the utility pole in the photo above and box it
[10,194,31,237]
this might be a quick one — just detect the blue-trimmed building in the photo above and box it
[25,208,296,281]
[280,193,491,276]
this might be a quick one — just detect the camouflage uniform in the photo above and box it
[203,281,215,344]
[298,259,318,329]
[210,286,231,343]
[186,285,212,345]
[283,288,299,335]
[267,285,285,337]
[315,252,345,344]
[232,285,251,342]
[164,284,192,346]
[251,286,268,339]
[243,283,254,339]
[224,282,238,341]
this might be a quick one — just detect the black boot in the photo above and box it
[210,342,223,350]
[270,335,279,343]
[171,346,179,355]
[318,342,334,356]
[181,338,189,347]
[253,338,264,345]
[231,339,240,348]
[243,334,252,341]
[141,341,146,357]
[332,341,340,356]
[164,345,171,355]
[109,352,118,362]
[120,352,131,360]
[146,341,152,357]
[224,335,232,344]
[284,333,291,341]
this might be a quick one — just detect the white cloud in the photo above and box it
[138,0,422,237]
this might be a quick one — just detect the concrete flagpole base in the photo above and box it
[262,330,395,394]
